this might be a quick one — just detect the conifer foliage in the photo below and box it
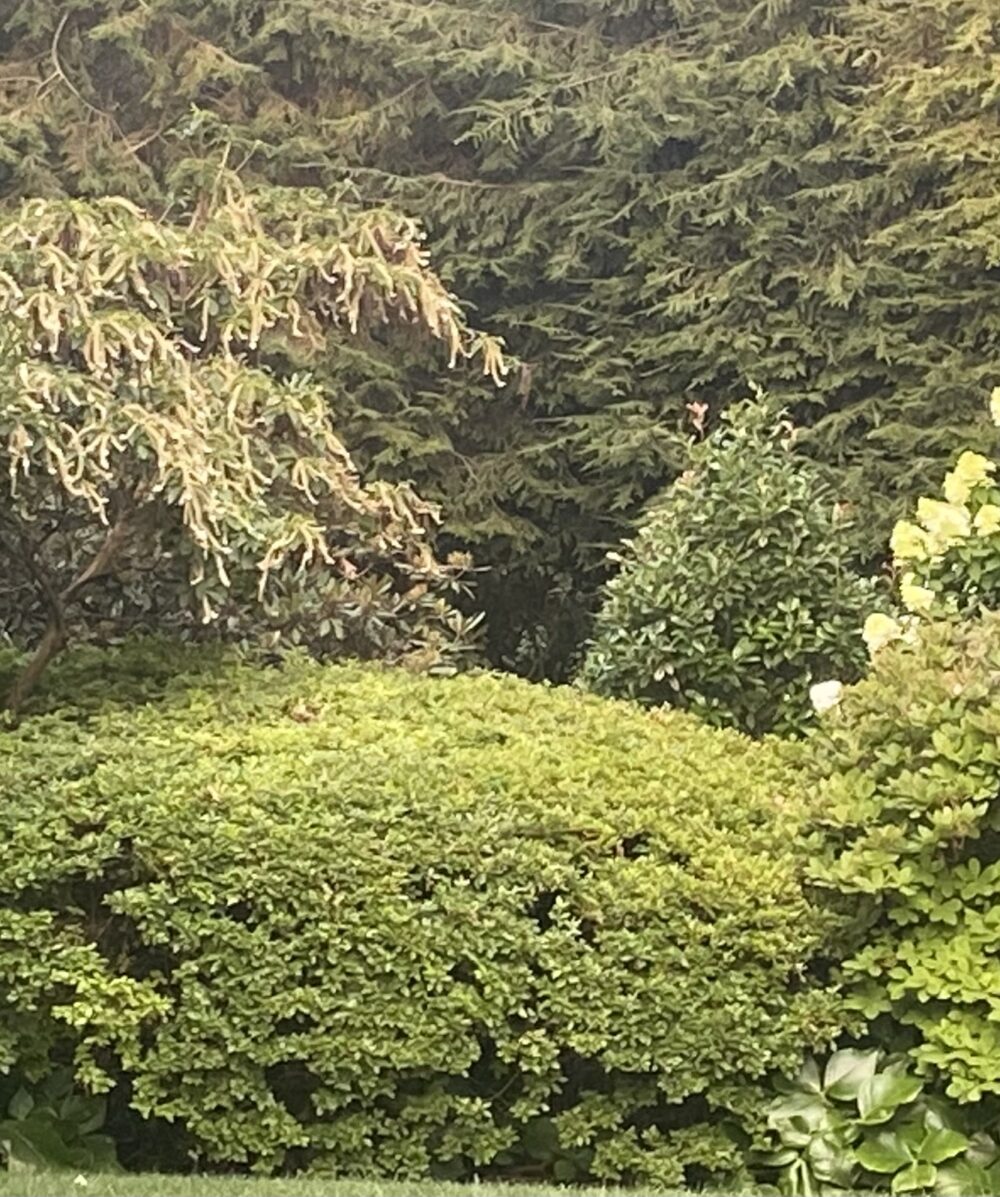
[1,0,998,673]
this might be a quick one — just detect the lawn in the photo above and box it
[0,1172,657,1197]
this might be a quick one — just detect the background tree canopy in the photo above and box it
[1,0,999,675]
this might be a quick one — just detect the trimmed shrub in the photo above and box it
[580,403,882,737]
[806,614,1000,1104]
[0,641,840,1186]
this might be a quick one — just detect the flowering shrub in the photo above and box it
[865,389,1000,656]
[805,614,1000,1106]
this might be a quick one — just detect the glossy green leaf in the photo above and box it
[891,1161,937,1193]
[824,1049,880,1102]
[919,1128,969,1165]
[856,1131,914,1173]
[857,1072,924,1124]
[805,1132,856,1188]
[936,1159,995,1197]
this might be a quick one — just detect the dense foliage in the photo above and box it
[758,1048,1000,1196]
[0,182,503,710]
[3,0,1000,1189]
[806,614,1000,1105]
[0,641,840,1187]
[1,0,997,672]
[580,404,880,735]
[0,1068,118,1174]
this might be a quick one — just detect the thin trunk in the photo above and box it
[3,512,133,718]
[4,616,66,717]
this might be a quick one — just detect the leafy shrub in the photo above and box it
[580,402,881,736]
[0,642,840,1186]
[0,1069,117,1175]
[757,1047,1000,1196]
[0,184,503,713]
[805,614,1000,1104]
[871,389,1000,642]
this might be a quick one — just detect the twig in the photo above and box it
[50,11,128,140]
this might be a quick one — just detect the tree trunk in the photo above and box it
[4,616,66,718]
[3,512,133,719]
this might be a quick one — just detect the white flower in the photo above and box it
[809,679,844,714]
[990,386,1000,428]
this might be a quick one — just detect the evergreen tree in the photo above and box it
[2,0,998,675]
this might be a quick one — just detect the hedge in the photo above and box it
[0,642,840,1186]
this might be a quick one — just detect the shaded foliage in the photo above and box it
[756,1047,1000,1196]
[3,0,996,673]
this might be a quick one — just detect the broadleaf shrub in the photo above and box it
[580,403,882,735]
[0,1068,118,1175]
[755,1047,1000,1196]
[0,641,841,1185]
[872,388,1000,643]
[805,614,1000,1104]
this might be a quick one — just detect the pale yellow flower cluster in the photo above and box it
[942,451,995,506]
[889,520,928,559]
[915,496,971,556]
[862,612,903,654]
[861,611,920,657]
[882,392,1000,628]
[975,504,1000,536]
[899,575,935,613]
[843,388,1000,670]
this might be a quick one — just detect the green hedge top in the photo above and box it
[0,643,839,1185]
